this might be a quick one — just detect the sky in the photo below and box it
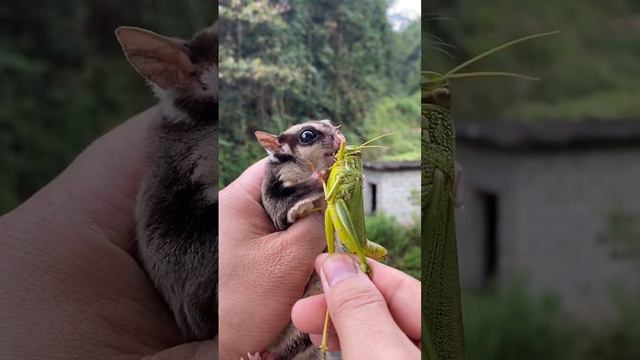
[387,0,421,31]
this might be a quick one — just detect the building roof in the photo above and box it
[456,120,640,150]
[364,160,420,171]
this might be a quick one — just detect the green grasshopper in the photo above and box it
[422,31,558,360]
[319,133,392,357]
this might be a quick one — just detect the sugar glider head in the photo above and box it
[115,23,218,121]
[255,119,345,171]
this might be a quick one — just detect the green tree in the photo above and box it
[219,0,419,186]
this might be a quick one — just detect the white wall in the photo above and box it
[456,144,640,321]
[363,168,420,225]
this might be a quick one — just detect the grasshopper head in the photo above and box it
[422,71,451,109]
[334,139,348,162]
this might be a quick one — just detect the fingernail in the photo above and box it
[322,254,358,288]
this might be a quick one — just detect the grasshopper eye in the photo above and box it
[299,130,317,144]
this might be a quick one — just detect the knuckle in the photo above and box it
[331,283,386,316]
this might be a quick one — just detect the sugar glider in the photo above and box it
[256,120,344,231]
[254,120,344,359]
[116,23,218,341]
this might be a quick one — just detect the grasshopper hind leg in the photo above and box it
[320,207,335,358]
[333,199,371,274]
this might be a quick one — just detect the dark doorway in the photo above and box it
[480,191,499,287]
[370,183,377,213]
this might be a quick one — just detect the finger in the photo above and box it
[8,107,157,254]
[293,255,421,338]
[291,296,341,351]
[223,158,267,203]
[367,260,421,340]
[278,212,326,261]
[219,158,274,237]
[315,254,421,341]
[291,294,326,333]
[260,212,326,284]
[292,296,340,351]
[318,254,419,359]
[219,158,272,235]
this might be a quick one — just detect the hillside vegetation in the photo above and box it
[219,0,421,186]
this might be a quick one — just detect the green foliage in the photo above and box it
[219,0,420,186]
[464,283,581,360]
[464,283,640,360]
[362,91,421,161]
[425,0,640,122]
[587,290,640,360]
[365,213,420,279]
[0,0,214,214]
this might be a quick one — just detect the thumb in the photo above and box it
[318,254,419,359]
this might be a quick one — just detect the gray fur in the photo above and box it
[118,24,218,341]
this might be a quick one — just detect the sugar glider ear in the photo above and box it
[115,26,197,90]
[255,131,282,153]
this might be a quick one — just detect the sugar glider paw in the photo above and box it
[312,169,328,182]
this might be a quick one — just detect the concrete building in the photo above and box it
[454,121,640,320]
[362,160,420,225]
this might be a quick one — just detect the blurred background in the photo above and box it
[219,0,422,278]
[425,1,640,359]
[0,0,214,214]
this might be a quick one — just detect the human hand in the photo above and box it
[291,253,421,359]
[218,160,326,358]
[0,107,216,359]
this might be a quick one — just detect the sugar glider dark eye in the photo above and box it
[299,130,317,144]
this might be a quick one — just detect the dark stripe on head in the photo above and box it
[274,153,294,163]
[279,124,330,151]
[278,133,298,152]
[174,96,218,124]
[186,27,218,64]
